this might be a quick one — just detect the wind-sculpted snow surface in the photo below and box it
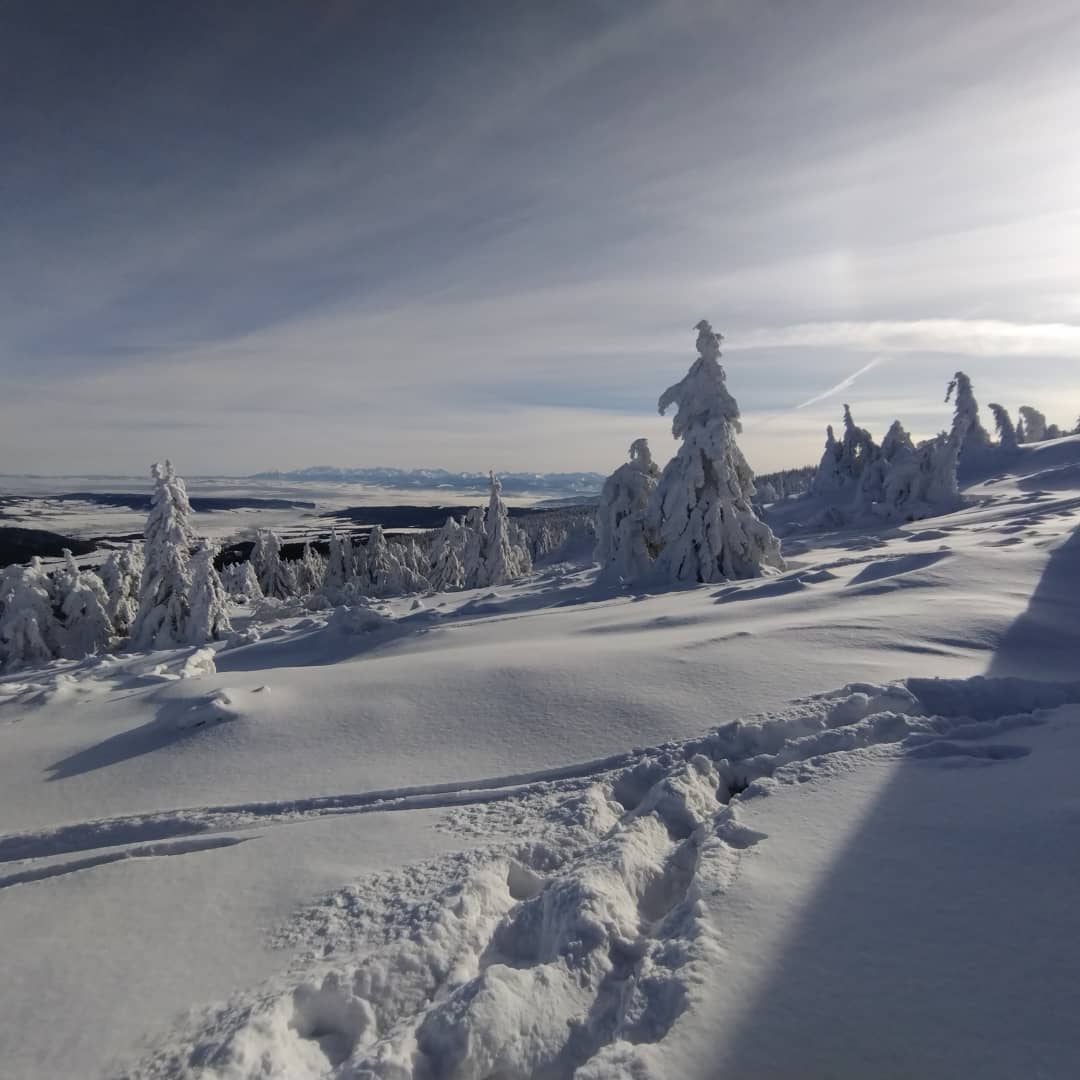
[118,675,1079,1080]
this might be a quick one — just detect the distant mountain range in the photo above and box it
[250,466,605,495]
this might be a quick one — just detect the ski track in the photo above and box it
[112,674,1080,1080]
[0,755,646,869]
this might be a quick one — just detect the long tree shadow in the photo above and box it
[45,692,237,781]
[710,523,1080,1078]
[987,523,1080,679]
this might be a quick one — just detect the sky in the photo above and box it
[2,0,1079,478]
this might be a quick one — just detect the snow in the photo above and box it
[2,438,1080,1077]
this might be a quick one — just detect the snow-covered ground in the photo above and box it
[2,439,1079,1079]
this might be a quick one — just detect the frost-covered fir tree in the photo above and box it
[475,471,531,587]
[946,372,992,464]
[594,438,660,582]
[988,403,1019,453]
[429,516,467,592]
[252,529,293,600]
[358,526,405,596]
[399,538,432,592]
[293,541,325,596]
[222,560,263,601]
[58,554,113,659]
[879,376,974,521]
[323,532,350,595]
[462,506,487,589]
[647,321,785,583]
[99,544,143,638]
[131,461,196,650]
[1017,406,1048,443]
[187,544,233,644]
[810,425,844,499]
[811,406,881,508]
[0,559,61,671]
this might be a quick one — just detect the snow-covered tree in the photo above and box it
[0,559,60,671]
[810,425,844,499]
[57,553,113,659]
[131,461,196,650]
[399,538,432,592]
[880,419,915,462]
[293,541,325,596]
[356,525,403,596]
[325,532,345,590]
[474,472,531,587]
[429,516,467,592]
[945,372,991,462]
[595,438,660,582]
[811,405,882,508]
[1018,406,1048,443]
[187,544,233,644]
[99,544,143,637]
[988,403,1019,453]
[647,321,785,583]
[462,506,487,589]
[878,377,974,521]
[221,560,263,601]
[252,529,293,600]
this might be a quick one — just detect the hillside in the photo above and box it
[1,439,1078,1078]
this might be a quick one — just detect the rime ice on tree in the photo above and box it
[131,461,196,650]
[595,438,660,583]
[478,472,531,587]
[187,544,233,644]
[252,529,294,600]
[647,321,785,583]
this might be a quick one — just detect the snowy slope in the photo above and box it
[1,441,1079,1078]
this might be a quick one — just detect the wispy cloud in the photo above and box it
[737,320,1080,358]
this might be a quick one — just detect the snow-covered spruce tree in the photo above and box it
[99,544,143,638]
[399,538,432,592]
[187,544,233,644]
[252,529,293,600]
[57,554,113,659]
[222,560,263,601]
[323,532,348,594]
[810,425,844,499]
[988,403,1019,453]
[462,505,487,589]
[1018,406,1048,443]
[293,541,325,596]
[475,471,531,587]
[647,321,785,583]
[594,438,660,582]
[429,515,467,592]
[946,372,992,464]
[881,376,975,521]
[0,559,61,671]
[131,461,196,650]
[358,525,405,597]
[839,404,880,482]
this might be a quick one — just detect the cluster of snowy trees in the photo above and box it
[0,462,232,671]
[224,471,536,608]
[807,375,1074,526]
[753,464,816,504]
[594,321,785,585]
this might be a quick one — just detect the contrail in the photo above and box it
[793,357,884,410]
[744,356,885,430]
